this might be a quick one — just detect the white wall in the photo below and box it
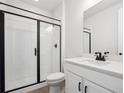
[61,1,66,72]
[83,0,103,11]
[65,0,84,58]
[84,2,123,54]
[52,3,62,20]
[118,8,123,54]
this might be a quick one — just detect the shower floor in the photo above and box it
[28,86,49,93]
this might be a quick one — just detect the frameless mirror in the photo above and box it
[83,0,123,56]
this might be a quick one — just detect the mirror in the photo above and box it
[83,0,123,55]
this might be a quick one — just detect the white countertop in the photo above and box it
[66,57,123,79]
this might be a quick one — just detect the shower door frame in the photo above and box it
[0,9,61,93]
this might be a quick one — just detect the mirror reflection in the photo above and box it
[83,0,123,56]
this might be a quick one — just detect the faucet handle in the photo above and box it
[95,52,102,56]
[104,52,109,55]
[104,52,109,57]
[95,52,100,54]
[103,52,109,61]
[94,52,98,56]
[94,52,99,58]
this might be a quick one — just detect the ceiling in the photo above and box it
[21,0,62,11]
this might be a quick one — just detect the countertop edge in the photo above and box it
[66,60,123,79]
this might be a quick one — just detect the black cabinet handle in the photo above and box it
[34,48,37,56]
[84,86,87,93]
[78,82,81,91]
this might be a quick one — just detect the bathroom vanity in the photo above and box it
[65,57,123,93]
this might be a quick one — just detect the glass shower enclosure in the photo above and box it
[0,11,61,93]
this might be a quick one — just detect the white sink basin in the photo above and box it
[78,58,110,66]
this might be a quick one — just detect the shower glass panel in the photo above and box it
[5,14,37,91]
[40,22,60,81]
[51,25,60,73]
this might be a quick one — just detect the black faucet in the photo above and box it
[95,52,109,61]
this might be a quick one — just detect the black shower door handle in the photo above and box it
[34,48,37,56]
[54,43,57,48]
[78,82,81,91]
[84,86,87,93]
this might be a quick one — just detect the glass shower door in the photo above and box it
[40,22,60,81]
[5,14,37,91]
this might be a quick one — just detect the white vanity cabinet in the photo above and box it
[65,58,123,93]
[66,71,112,93]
